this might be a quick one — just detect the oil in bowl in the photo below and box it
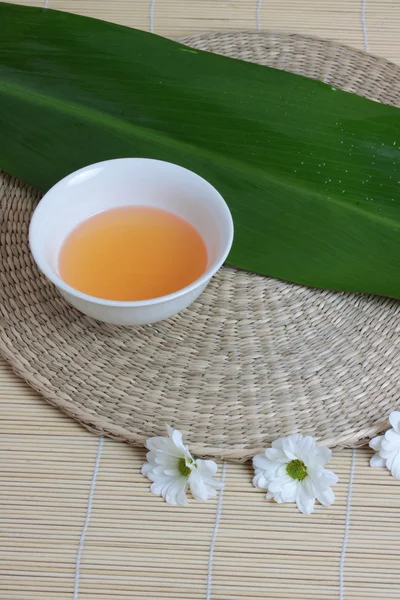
[58,206,208,301]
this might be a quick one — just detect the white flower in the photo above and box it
[370,411,400,479]
[252,434,338,515]
[141,425,221,505]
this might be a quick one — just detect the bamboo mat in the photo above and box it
[2,1,400,599]
[2,359,400,600]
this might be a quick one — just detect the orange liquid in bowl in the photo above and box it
[58,206,208,301]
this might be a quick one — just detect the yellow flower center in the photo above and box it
[178,457,192,477]
[286,459,307,481]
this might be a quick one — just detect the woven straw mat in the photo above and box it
[1,31,399,461]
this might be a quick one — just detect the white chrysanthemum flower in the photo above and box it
[252,433,338,515]
[141,425,221,505]
[370,411,400,479]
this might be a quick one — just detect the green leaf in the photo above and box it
[0,2,399,297]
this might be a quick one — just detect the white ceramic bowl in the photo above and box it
[29,158,234,326]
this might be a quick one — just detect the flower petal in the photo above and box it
[379,447,397,460]
[319,468,339,487]
[150,475,177,496]
[165,477,189,505]
[296,485,315,515]
[272,492,288,504]
[281,435,302,460]
[253,453,272,470]
[189,470,212,501]
[370,453,386,468]
[197,459,218,477]
[141,463,152,476]
[145,436,165,452]
[315,486,335,507]
[266,461,285,480]
[293,435,316,464]
[383,429,400,448]
[164,468,181,477]
[271,438,285,452]
[170,427,187,452]
[141,464,167,481]
[387,450,400,479]
[301,475,317,499]
[253,455,282,479]
[303,473,335,508]
[276,463,291,479]
[268,473,295,494]
[277,481,298,503]
[389,411,400,434]
[253,472,269,489]
[147,436,184,459]
[369,435,384,452]
[265,447,287,463]
[314,446,332,467]
[286,433,305,447]
[196,460,222,489]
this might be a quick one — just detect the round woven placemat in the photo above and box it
[1,32,400,460]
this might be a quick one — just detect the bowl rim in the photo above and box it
[29,158,234,308]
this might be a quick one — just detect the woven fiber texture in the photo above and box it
[1,32,399,460]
